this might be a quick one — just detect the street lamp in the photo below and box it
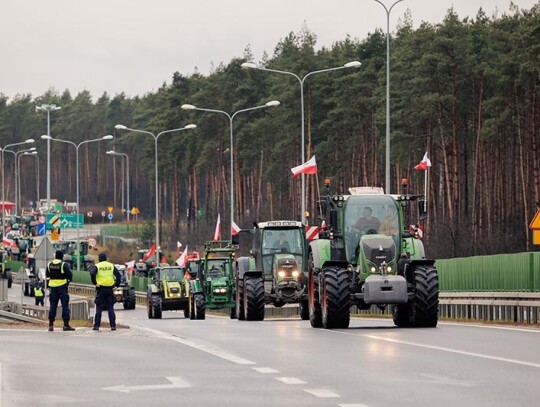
[3,147,36,215]
[241,61,361,224]
[22,152,40,207]
[41,134,113,271]
[36,104,61,212]
[15,150,38,214]
[114,124,197,258]
[181,100,280,238]
[106,151,130,222]
[373,0,405,194]
[1,138,35,235]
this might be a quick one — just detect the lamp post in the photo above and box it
[114,124,197,258]
[4,147,36,215]
[1,139,35,235]
[36,104,61,212]
[25,152,40,206]
[16,150,38,214]
[181,100,280,238]
[41,135,113,271]
[373,0,404,194]
[241,61,361,224]
[106,151,130,222]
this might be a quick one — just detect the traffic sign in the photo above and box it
[108,206,113,213]
[101,211,106,217]
[529,209,540,229]
[107,213,113,220]
[87,211,93,218]
[88,238,97,247]
[534,230,540,245]
[46,213,83,229]
[51,229,60,241]
[37,223,46,236]
[34,237,56,270]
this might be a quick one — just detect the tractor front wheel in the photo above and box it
[194,293,206,320]
[243,276,265,321]
[151,295,162,319]
[321,267,350,329]
[236,279,245,320]
[308,253,322,328]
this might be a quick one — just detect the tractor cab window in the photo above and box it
[206,260,226,279]
[261,228,304,275]
[344,195,400,263]
[160,267,184,281]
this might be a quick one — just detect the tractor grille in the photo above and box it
[362,236,396,266]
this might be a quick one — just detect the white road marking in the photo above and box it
[440,321,540,333]
[134,326,256,365]
[103,376,191,393]
[253,367,279,374]
[276,377,306,385]
[339,404,370,407]
[304,388,340,398]
[354,333,540,369]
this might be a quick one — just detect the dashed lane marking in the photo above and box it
[304,388,340,398]
[253,367,279,374]
[276,377,306,385]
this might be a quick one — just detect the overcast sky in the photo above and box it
[0,0,537,101]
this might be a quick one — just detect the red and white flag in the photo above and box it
[213,213,221,241]
[177,241,182,250]
[142,243,156,262]
[231,220,241,236]
[291,155,317,177]
[414,152,432,171]
[125,260,135,275]
[176,246,188,267]
[2,237,16,248]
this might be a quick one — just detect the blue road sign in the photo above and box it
[107,213,113,220]
[37,223,46,236]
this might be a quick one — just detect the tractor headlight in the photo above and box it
[278,271,286,278]
[291,270,300,278]
[370,266,377,273]
[386,266,392,273]
[213,288,227,294]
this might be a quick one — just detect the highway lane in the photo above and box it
[1,302,539,407]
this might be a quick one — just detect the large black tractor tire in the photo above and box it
[321,267,350,329]
[7,272,12,289]
[230,306,237,319]
[152,295,162,319]
[393,265,438,328]
[236,279,245,320]
[194,293,206,320]
[147,292,153,319]
[243,276,265,321]
[124,288,136,310]
[299,299,309,320]
[308,253,322,328]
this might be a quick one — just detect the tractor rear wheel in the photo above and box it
[236,279,245,320]
[124,288,136,310]
[152,295,162,319]
[299,299,309,320]
[147,295,153,319]
[321,267,350,329]
[243,276,265,321]
[308,255,322,328]
[194,293,206,320]
[230,306,237,319]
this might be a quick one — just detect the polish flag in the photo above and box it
[142,243,156,263]
[213,213,221,241]
[2,238,16,248]
[231,220,241,236]
[125,260,135,275]
[177,241,182,252]
[414,152,432,171]
[176,246,188,267]
[291,155,317,178]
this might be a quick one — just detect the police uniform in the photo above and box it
[34,285,44,306]
[46,250,74,331]
[90,253,121,331]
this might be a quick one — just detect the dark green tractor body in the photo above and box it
[308,186,439,329]
[202,241,236,318]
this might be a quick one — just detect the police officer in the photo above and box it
[90,252,121,331]
[34,282,45,306]
[46,250,74,331]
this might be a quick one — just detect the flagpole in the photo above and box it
[424,167,428,213]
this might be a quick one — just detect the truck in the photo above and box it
[146,266,205,319]
[201,241,236,318]
[307,181,439,329]
[234,221,309,321]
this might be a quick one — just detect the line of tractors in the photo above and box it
[142,181,439,329]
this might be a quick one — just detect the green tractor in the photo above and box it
[53,240,95,271]
[235,221,309,321]
[146,266,205,319]
[112,265,136,310]
[201,241,237,319]
[308,182,439,329]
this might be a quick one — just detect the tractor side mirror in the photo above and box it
[418,199,428,220]
[330,209,338,231]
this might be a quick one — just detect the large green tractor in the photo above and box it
[53,240,95,271]
[146,266,205,319]
[202,241,237,319]
[308,182,439,329]
[235,221,309,321]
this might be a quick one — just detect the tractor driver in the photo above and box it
[353,206,381,233]
[273,232,291,253]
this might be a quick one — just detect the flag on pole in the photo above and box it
[125,260,135,275]
[2,237,16,249]
[142,243,156,263]
[414,152,432,170]
[177,241,182,251]
[231,220,241,236]
[291,155,317,177]
[213,213,221,241]
[176,246,188,267]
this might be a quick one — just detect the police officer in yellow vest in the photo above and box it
[90,252,121,331]
[34,283,45,306]
[46,250,74,331]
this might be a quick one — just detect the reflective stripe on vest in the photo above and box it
[96,261,115,287]
[48,260,68,287]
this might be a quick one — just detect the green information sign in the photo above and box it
[45,213,84,229]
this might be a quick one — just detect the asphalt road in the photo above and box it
[1,299,539,407]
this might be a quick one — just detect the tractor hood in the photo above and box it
[360,236,396,266]
[210,276,229,288]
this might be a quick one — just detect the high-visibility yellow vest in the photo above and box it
[48,259,67,287]
[96,261,115,287]
[34,287,44,297]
